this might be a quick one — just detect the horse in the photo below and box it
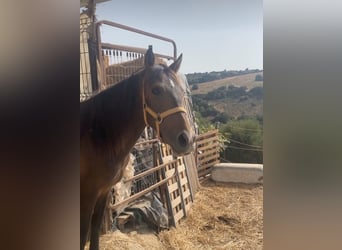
[80,46,195,250]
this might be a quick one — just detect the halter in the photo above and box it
[142,79,188,139]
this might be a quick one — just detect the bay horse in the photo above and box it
[80,46,195,250]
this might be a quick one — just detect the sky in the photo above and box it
[92,0,263,74]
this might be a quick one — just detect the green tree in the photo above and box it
[191,84,199,90]
[220,119,263,163]
[212,112,230,123]
[194,111,214,133]
[248,86,263,99]
[255,74,263,81]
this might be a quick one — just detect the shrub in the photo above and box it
[191,84,199,90]
[220,119,263,163]
[255,74,263,81]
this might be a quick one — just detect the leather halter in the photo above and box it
[142,78,187,139]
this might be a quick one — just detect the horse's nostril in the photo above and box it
[178,132,189,148]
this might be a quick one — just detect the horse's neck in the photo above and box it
[91,75,146,157]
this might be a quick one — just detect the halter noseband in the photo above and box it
[142,79,187,139]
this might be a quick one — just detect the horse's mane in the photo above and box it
[80,71,143,144]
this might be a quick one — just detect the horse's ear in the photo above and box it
[144,45,155,67]
[169,53,183,73]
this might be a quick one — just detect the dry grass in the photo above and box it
[90,180,263,249]
[191,72,264,118]
[159,180,263,250]
[191,72,263,95]
[86,227,164,250]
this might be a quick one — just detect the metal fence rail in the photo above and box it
[95,20,177,88]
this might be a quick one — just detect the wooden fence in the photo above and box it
[196,129,220,180]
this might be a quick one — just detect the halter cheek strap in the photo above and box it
[143,104,187,139]
[142,81,188,139]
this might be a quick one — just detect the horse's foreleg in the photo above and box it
[80,196,96,250]
[89,193,108,250]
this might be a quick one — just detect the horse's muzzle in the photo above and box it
[173,130,194,155]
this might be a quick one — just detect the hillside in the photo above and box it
[191,72,263,95]
[190,72,263,120]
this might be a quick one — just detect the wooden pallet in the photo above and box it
[160,144,193,226]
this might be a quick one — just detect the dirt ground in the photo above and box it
[87,179,263,250]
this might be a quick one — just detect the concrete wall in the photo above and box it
[211,163,263,184]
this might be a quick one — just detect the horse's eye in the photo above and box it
[152,87,162,95]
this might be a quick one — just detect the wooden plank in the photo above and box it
[197,169,213,178]
[168,182,179,193]
[185,202,192,212]
[196,129,218,140]
[199,160,218,168]
[182,189,191,200]
[199,156,219,165]
[196,130,217,142]
[198,140,217,147]
[110,173,174,210]
[171,196,182,208]
[176,164,185,172]
[165,168,175,178]
[198,149,219,161]
[197,141,219,152]
[198,168,212,176]
[197,137,218,148]
[162,154,173,163]
[199,155,220,165]
[198,155,218,165]
[174,160,187,218]
[161,144,173,157]
[198,149,220,162]
[164,164,176,173]
[198,142,219,152]
[198,168,213,178]
[174,210,185,224]
[199,161,219,171]
[124,159,177,183]
[183,153,199,196]
[165,165,176,173]
[199,174,212,182]
[198,164,214,173]
[179,177,188,187]
[160,162,176,227]
[197,134,218,144]
[167,177,177,188]
[198,160,220,171]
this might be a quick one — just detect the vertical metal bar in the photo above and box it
[96,22,106,88]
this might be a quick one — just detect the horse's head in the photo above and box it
[142,46,195,155]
